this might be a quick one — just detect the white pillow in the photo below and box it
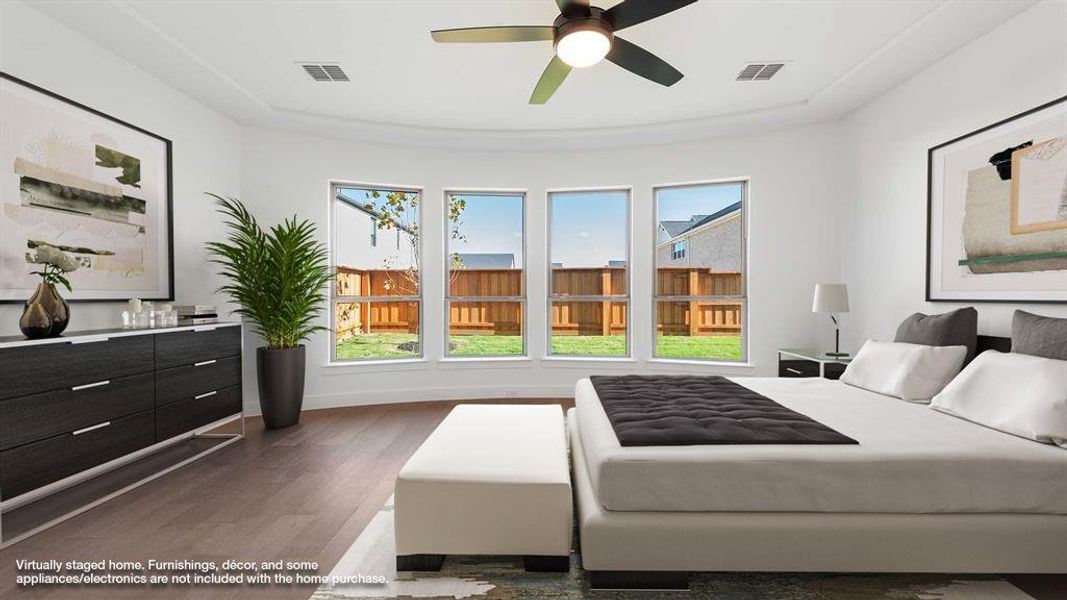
[931,350,1067,447]
[840,340,967,403]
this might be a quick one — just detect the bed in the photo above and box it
[571,338,1067,588]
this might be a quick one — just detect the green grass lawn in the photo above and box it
[657,335,743,360]
[337,333,741,361]
[451,335,524,356]
[335,333,420,360]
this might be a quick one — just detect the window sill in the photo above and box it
[322,358,428,372]
[438,356,532,368]
[542,356,636,367]
[648,358,755,368]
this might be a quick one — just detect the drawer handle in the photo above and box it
[786,368,804,375]
[71,380,110,391]
[72,421,111,436]
[69,337,110,345]
[194,359,217,367]
[195,391,218,400]
[192,326,217,332]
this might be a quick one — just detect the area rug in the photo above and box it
[309,497,1032,600]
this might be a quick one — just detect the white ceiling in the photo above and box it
[26,0,1038,148]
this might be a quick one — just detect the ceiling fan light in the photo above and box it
[556,29,611,68]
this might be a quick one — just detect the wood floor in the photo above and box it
[0,399,565,600]
[0,398,1062,600]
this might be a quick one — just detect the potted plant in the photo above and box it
[20,244,77,339]
[206,195,333,429]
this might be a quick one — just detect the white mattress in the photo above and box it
[576,376,1067,513]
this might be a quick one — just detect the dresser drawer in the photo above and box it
[156,385,241,441]
[0,372,155,451]
[779,358,819,378]
[155,356,241,407]
[0,410,155,500]
[155,326,240,370]
[0,335,154,400]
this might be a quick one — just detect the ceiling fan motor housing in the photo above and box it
[553,7,615,48]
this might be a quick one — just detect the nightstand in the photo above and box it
[778,348,852,380]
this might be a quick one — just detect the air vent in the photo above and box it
[736,63,785,81]
[299,63,350,82]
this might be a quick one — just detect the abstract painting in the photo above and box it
[0,73,172,302]
[928,96,1067,302]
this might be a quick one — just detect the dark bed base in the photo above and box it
[395,554,570,573]
[396,554,445,571]
[587,570,689,590]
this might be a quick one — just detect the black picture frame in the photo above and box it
[0,71,174,303]
[926,95,1067,303]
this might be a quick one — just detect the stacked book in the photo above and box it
[174,304,218,326]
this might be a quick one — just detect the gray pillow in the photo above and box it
[894,307,978,363]
[1012,310,1067,361]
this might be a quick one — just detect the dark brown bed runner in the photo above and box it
[589,375,858,447]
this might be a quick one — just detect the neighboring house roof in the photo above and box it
[607,260,627,267]
[455,253,515,269]
[659,202,741,240]
[659,215,708,237]
[335,194,416,235]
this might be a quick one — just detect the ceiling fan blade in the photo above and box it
[431,26,554,43]
[604,0,698,31]
[529,56,572,104]
[555,0,589,11]
[606,36,683,87]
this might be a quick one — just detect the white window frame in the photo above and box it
[329,181,424,364]
[652,179,748,363]
[443,189,528,358]
[546,187,632,359]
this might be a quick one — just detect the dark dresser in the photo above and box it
[0,323,243,502]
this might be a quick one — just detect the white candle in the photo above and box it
[128,298,142,313]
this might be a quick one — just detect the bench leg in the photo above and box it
[396,554,445,572]
[587,570,689,590]
[523,555,570,572]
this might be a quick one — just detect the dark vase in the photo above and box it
[19,283,69,339]
[256,345,306,429]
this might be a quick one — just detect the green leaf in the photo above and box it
[204,194,334,350]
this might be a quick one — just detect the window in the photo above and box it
[654,181,746,361]
[671,240,686,260]
[548,189,630,357]
[446,192,525,357]
[331,184,421,361]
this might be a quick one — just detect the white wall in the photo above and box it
[10,0,1057,415]
[240,122,845,412]
[839,0,1067,349]
[0,1,242,336]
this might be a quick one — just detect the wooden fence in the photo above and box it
[335,266,741,341]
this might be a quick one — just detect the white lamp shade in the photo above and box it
[812,284,849,313]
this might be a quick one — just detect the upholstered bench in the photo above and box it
[394,404,572,572]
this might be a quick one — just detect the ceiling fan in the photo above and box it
[431,0,698,104]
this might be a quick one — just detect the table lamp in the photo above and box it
[812,284,850,357]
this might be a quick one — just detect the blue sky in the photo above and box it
[339,183,742,269]
[551,191,628,268]
[656,183,743,223]
[449,193,524,267]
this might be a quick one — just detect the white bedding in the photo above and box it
[575,376,1067,513]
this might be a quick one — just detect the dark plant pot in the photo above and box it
[256,345,306,430]
[19,283,69,339]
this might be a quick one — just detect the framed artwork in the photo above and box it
[927,96,1067,303]
[0,72,173,302]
